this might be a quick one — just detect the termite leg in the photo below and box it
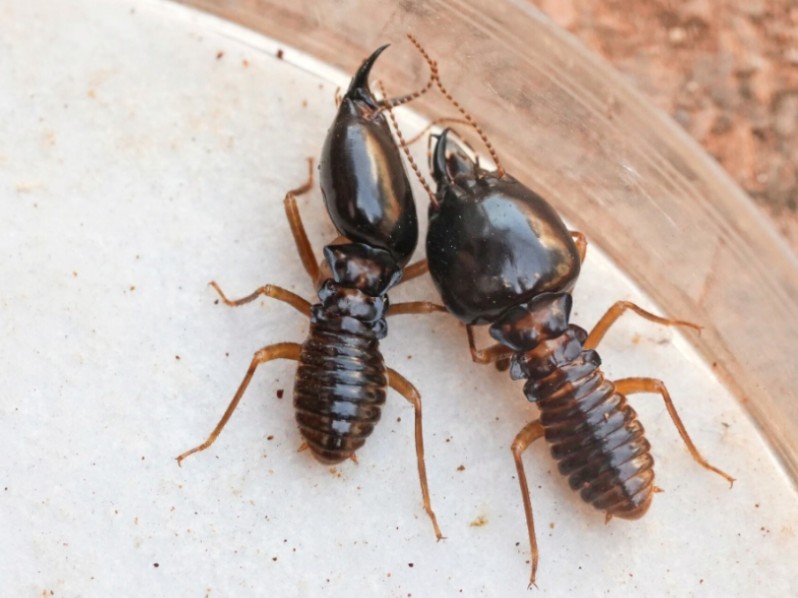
[615,377,735,487]
[401,259,429,283]
[583,300,700,351]
[466,324,515,365]
[209,281,311,317]
[511,419,546,589]
[570,231,587,264]
[283,157,320,284]
[176,342,302,465]
[386,367,444,541]
[387,301,446,317]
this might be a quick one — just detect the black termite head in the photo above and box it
[426,129,582,325]
[319,45,418,267]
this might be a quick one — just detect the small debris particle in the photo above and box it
[214,299,219,305]
[72,271,78,277]
[129,285,136,291]
[302,99,308,108]
[668,27,687,45]
[549,522,555,529]
[469,515,487,527]
[175,355,181,360]
[153,563,159,568]
[457,464,465,472]
[276,49,284,60]
[396,416,401,423]
[242,59,250,67]
[408,563,414,568]
[267,435,274,441]
[276,389,284,399]
[216,51,224,60]
[272,556,278,561]
[755,503,760,508]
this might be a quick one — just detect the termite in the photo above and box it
[177,45,444,540]
[404,34,733,585]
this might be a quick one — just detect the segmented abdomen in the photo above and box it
[528,352,655,519]
[293,321,387,464]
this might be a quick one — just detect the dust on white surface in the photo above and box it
[1,0,796,596]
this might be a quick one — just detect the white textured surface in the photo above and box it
[1,1,796,596]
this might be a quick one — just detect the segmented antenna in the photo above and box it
[376,47,437,110]
[376,79,439,207]
[405,117,472,146]
[406,34,505,177]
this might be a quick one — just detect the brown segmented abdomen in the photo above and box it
[528,350,656,519]
[293,320,387,464]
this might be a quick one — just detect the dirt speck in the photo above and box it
[469,515,488,527]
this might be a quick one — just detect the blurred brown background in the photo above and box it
[531,0,798,252]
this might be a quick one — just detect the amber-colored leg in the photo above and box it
[615,377,735,487]
[570,231,587,264]
[583,300,700,351]
[387,301,446,317]
[386,367,444,540]
[282,158,320,284]
[176,342,302,465]
[466,324,515,364]
[511,419,546,589]
[402,259,429,283]
[210,281,311,317]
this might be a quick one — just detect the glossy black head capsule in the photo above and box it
[426,129,581,324]
[319,45,418,267]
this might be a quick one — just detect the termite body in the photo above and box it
[425,128,733,585]
[178,45,443,539]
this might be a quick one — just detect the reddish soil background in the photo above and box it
[532,0,798,252]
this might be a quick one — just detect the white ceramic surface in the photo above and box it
[1,1,796,596]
